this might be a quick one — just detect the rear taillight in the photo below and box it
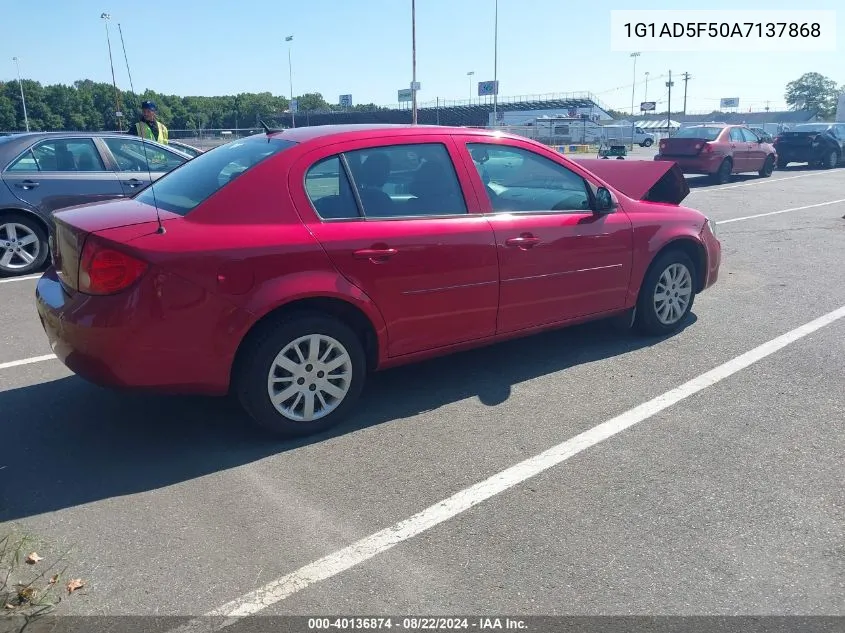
[701,142,714,153]
[78,238,147,295]
[659,140,666,150]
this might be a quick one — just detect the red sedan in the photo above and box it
[36,124,721,437]
[655,124,778,184]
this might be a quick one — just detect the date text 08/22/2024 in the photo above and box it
[307,617,528,630]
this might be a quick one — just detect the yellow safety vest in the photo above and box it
[135,120,169,144]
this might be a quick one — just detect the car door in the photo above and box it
[291,136,499,358]
[727,127,748,171]
[101,136,188,195]
[459,138,634,334]
[740,127,766,170]
[2,137,124,213]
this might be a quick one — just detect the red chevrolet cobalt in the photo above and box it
[36,125,721,437]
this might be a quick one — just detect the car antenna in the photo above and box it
[119,24,166,235]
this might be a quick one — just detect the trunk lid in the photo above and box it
[578,159,690,205]
[51,199,177,292]
[658,137,711,156]
[775,132,820,147]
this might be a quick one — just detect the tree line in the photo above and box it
[0,79,387,132]
[0,72,841,132]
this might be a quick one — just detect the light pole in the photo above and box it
[629,52,640,150]
[643,71,650,102]
[411,0,417,124]
[285,35,295,128]
[12,57,29,132]
[467,71,474,103]
[492,0,499,127]
[101,13,123,130]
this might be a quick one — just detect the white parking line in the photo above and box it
[718,198,845,225]
[170,305,845,632]
[689,170,845,193]
[0,354,56,371]
[0,274,41,284]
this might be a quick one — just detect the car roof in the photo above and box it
[266,124,524,145]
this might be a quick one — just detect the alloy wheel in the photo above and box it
[0,222,40,271]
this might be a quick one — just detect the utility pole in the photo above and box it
[665,70,674,136]
[681,72,691,115]
[644,71,650,102]
[411,0,417,125]
[629,52,640,150]
[101,13,123,131]
[765,100,771,112]
[492,0,498,127]
[286,35,295,128]
[12,57,29,132]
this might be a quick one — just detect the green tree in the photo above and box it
[785,72,839,118]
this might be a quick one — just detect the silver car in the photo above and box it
[0,132,190,276]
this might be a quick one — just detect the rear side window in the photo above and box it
[135,135,296,216]
[8,139,105,172]
[304,143,467,220]
[729,128,744,142]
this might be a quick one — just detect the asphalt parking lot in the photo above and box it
[1,164,844,623]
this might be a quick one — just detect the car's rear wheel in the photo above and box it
[641,138,653,147]
[634,251,697,336]
[776,158,788,169]
[0,213,49,277]
[758,155,775,178]
[711,158,732,184]
[824,149,839,169]
[235,313,366,437]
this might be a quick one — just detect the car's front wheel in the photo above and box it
[235,313,367,437]
[634,251,697,336]
[641,138,653,147]
[0,213,49,277]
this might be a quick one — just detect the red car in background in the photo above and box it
[36,124,721,438]
[655,124,778,184]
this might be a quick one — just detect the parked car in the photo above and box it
[654,124,777,184]
[0,132,190,276]
[773,123,845,169]
[167,140,204,158]
[36,124,721,438]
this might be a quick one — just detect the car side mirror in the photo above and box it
[594,187,617,213]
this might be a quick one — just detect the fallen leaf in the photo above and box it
[49,574,59,585]
[5,603,16,610]
[17,587,38,603]
[66,578,85,594]
[25,552,43,565]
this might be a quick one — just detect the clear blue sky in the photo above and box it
[2,0,842,114]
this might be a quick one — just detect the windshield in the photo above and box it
[790,124,831,133]
[673,127,724,140]
[135,135,296,216]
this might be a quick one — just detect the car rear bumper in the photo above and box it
[774,147,820,163]
[35,267,239,395]
[655,154,724,174]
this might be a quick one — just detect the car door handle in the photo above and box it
[729,144,737,149]
[505,235,541,249]
[353,248,398,261]
[14,180,39,190]
[123,178,144,188]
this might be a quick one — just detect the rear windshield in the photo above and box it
[673,127,723,140]
[789,124,831,133]
[135,134,296,216]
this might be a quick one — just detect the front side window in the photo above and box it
[468,143,591,213]
[8,139,105,172]
[740,128,759,143]
[135,135,296,216]
[103,137,186,173]
[343,143,467,219]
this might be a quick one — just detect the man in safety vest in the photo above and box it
[129,100,169,144]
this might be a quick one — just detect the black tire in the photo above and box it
[641,138,654,148]
[776,158,788,169]
[235,312,367,438]
[634,250,697,337]
[758,155,775,178]
[710,158,732,184]
[0,212,49,277]
[823,149,839,169]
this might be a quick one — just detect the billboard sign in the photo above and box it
[339,94,352,107]
[398,88,413,103]
[640,101,656,111]
[478,80,499,97]
[720,97,740,108]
